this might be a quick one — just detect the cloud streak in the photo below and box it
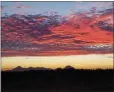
[1,2,113,56]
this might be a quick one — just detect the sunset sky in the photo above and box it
[1,1,113,70]
[2,1,113,16]
[2,54,113,70]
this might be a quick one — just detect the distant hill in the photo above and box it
[64,65,76,70]
[9,65,77,71]
[11,66,52,71]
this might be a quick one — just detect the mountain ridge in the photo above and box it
[6,65,76,71]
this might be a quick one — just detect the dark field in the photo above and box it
[2,90,113,92]
[1,69,114,92]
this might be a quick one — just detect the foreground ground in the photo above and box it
[2,69,114,92]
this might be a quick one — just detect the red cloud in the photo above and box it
[1,8,113,56]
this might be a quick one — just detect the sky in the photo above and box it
[1,1,113,16]
[1,1,113,70]
[2,54,113,70]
